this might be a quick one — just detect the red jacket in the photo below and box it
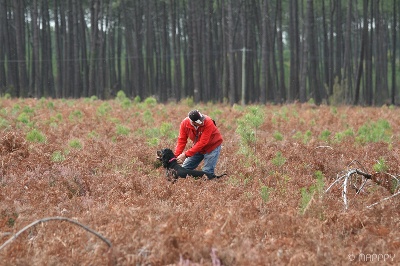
[174,115,223,157]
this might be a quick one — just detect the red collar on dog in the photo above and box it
[169,158,177,163]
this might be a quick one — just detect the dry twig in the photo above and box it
[367,190,400,209]
[0,216,112,251]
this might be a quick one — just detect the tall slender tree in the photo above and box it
[60,0,69,97]
[227,0,235,105]
[321,0,330,99]
[190,0,201,103]
[53,0,62,98]
[72,0,80,98]
[97,0,105,99]
[365,0,373,105]
[161,1,169,101]
[335,0,342,86]
[354,0,369,105]
[31,0,40,97]
[88,0,99,97]
[79,0,88,97]
[260,0,268,104]
[299,0,309,103]
[0,0,5,93]
[343,0,353,103]
[276,0,286,103]
[41,0,54,97]
[14,0,28,96]
[328,0,335,98]
[288,0,300,102]
[0,0,398,105]
[169,0,181,101]
[391,0,397,105]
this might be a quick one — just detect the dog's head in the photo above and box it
[156,148,176,168]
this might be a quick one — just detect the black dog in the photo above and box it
[157,148,226,180]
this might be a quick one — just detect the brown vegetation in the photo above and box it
[0,98,399,265]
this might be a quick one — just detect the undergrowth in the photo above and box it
[0,99,398,266]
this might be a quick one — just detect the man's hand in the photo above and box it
[176,153,187,164]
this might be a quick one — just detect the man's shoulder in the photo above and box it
[202,117,217,128]
[181,118,193,128]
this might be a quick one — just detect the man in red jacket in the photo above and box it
[175,110,223,175]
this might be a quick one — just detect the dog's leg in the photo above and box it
[172,169,179,179]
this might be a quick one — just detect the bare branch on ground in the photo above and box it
[325,160,399,210]
[0,216,112,252]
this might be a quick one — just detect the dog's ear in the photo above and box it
[163,149,174,167]
[165,149,174,157]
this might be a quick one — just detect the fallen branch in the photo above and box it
[315,146,333,150]
[367,190,400,208]
[325,160,399,210]
[325,168,370,210]
[381,172,400,185]
[0,216,112,252]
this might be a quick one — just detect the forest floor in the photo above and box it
[0,97,399,265]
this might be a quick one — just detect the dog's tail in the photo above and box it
[209,173,227,179]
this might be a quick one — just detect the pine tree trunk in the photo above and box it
[53,0,63,98]
[299,1,309,103]
[289,0,299,102]
[343,0,353,103]
[169,0,181,101]
[42,0,54,97]
[391,0,397,105]
[354,0,368,105]
[14,0,28,97]
[260,0,268,104]
[32,0,40,97]
[227,0,235,105]
[189,0,201,103]
[79,0,88,97]
[335,0,342,84]
[61,1,69,97]
[72,0,81,97]
[277,0,286,102]
[88,0,99,97]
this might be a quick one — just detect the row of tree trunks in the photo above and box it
[0,0,398,106]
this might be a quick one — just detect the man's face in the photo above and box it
[193,121,203,127]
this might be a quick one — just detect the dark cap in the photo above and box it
[188,110,204,124]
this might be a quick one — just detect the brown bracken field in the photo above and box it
[0,97,399,265]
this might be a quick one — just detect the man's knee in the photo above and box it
[182,156,201,170]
